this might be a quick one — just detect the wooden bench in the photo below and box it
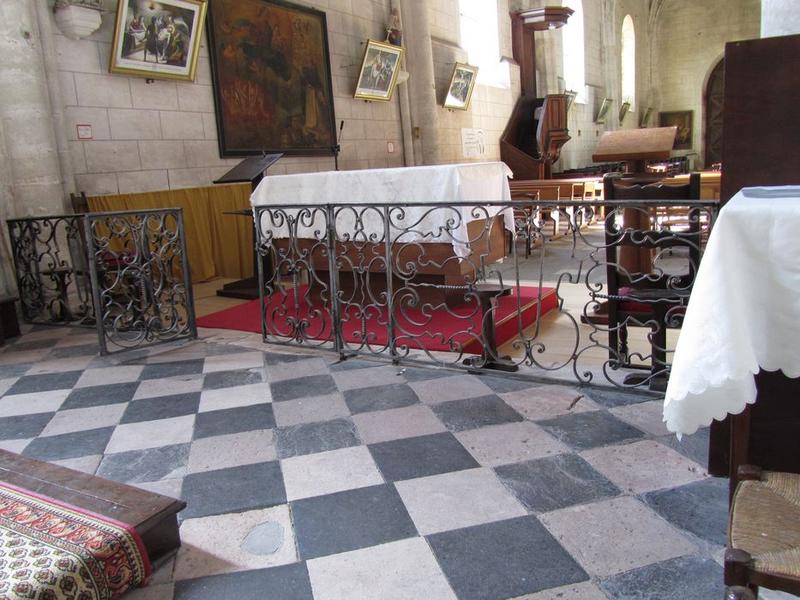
[0,450,186,568]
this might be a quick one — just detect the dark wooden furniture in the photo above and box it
[501,95,570,180]
[592,127,677,175]
[600,173,701,390]
[708,33,800,480]
[725,466,800,599]
[0,296,19,345]
[0,450,185,568]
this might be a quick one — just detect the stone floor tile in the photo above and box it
[198,383,271,413]
[642,478,728,545]
[537,410,645,451]
[659,427,710,467]
[105,415,195,454]
[610,399,671,436]
[0,438,31,453]
[332,365,405,391]
[121,393,200,424]
[478,374,542,395]
[409,374,494,404]
[134,375,204,400]
[202,351,264,374]
[0,349,49,365]
[397,366,454,382]
[343,383,419,414]
[0,378,19,397]
[174,563,313,600]
[97,444,190,483]
[395,467,527,535]
[495,453,620,513]
[513,581,609,599]
[368,432,479,482]
[40,404,125,437]
[266,357,330,382]
[61,382,140,410]
[75,365,144,388]
[193,404,275,439]
[140,360,205,380]
[187,429,276,474]
[52,454,102,474]
[307,537,456,600]
[52,332,102,348]
[455,421,569,467]
[23,427,114,462]
[428,516,588,600]
[174,505,296,580]
[5,370,82,395]
[27,355,95,375]
[0,390,69,417]
[431,394,524,432]
[500,385,601,421]
[282,445,383,501]
[328,358,384,372]
[270,374,338,402]
[599,555,723,600]
[0,413,54,440]
[582,387,655,408]
[272,393,350,427]
[0,365,31,379]
[353,403,446,445]
[202,368,263,390]
[275,417,359,459]
[539,496,696,578]
[126,583,174,600]
[133,478,183,499]
[290,484,416,560]
[580,439,706,494]
[181,461,286,520]
[48,343,99,359]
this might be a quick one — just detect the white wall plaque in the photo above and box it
[461,128,486,158]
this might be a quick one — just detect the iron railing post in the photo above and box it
[325,204,344,357]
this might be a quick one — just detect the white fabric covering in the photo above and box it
[663,186,800,435]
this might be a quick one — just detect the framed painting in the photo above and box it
[444,63,478,111]
[659,110,693,149]
[109,0,206,82]
[354,39,404,102]
[594,97,612,124]
[207,0,337,157]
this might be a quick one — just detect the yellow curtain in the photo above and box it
[87,183,252,283]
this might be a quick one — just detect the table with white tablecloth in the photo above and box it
[663,186,800,437]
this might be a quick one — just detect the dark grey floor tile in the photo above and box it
[600,555,722,600]
[537,410,645,451]
[275,418,359,459]
[194,404,275,440]
[428,516,588,600]
[48,343,99,358]
[329,358,384,372]
[97,443,190,484]
[5,338,55,352]
[263,351,313,366]
[174,563,313,600]
[0,413,55,440]
[659,427,710,467]
[478,375,541,394]
[344,383,419,414]
[431,394,523,432]
[582,387,655,408]
[205,343,260,357]
[202,368,262,390]
[6,370,83,395]
[368,432,479,482]
[643,478,728,545]
[495,453,620,513]
[140,359,205,380]
[120,393,200,424]
[0,364,31,379]
[181,461,285,519]
[270,374,337,402]
[61,382,140,410]
[291,484,417,560]
[22,427,113,461]
[399,366,456,382]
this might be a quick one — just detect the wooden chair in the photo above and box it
[601,173,701,389]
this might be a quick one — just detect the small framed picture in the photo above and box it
[659,110,694,149]
[354,39,405,102]
[595,97,612,124]
[109,0,207,82]
[444,63,478,111]
[618,100,631,124]
[639,106,653,128]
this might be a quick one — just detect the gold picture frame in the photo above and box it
[444,63,478,111]
[109,0,207,82]
[354,39,404,102]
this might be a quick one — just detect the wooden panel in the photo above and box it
[592,127,677,163]
[720,34,800,202]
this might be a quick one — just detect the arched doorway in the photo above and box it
[705,58,724,167]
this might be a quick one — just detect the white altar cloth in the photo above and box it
[663,186,800,436]
[250,162,514,258]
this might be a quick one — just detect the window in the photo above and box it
[621,14,635,110]
[459,0,509,88]
[562,0,585,102]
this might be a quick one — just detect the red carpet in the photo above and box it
[198,286,558,354]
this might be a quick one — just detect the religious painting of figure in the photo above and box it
[207,0,337,157]
[354,40,404,102]
[110,0,206,81]
[444,63,478,111]
[659,110,694,150]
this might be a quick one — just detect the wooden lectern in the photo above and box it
[213,153,282,299]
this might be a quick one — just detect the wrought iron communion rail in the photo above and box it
[254,199,718,391]
[7,209,197,355]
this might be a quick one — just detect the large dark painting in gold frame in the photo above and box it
[207,0,337,157]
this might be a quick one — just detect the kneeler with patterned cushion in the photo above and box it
[0,482,151,600]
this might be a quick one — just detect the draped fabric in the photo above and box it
[87,184,253,282]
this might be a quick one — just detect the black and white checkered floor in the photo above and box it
[0,324,791,600]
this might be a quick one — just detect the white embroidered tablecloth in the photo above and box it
[663,186,800,435]
[250,162,514,258]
